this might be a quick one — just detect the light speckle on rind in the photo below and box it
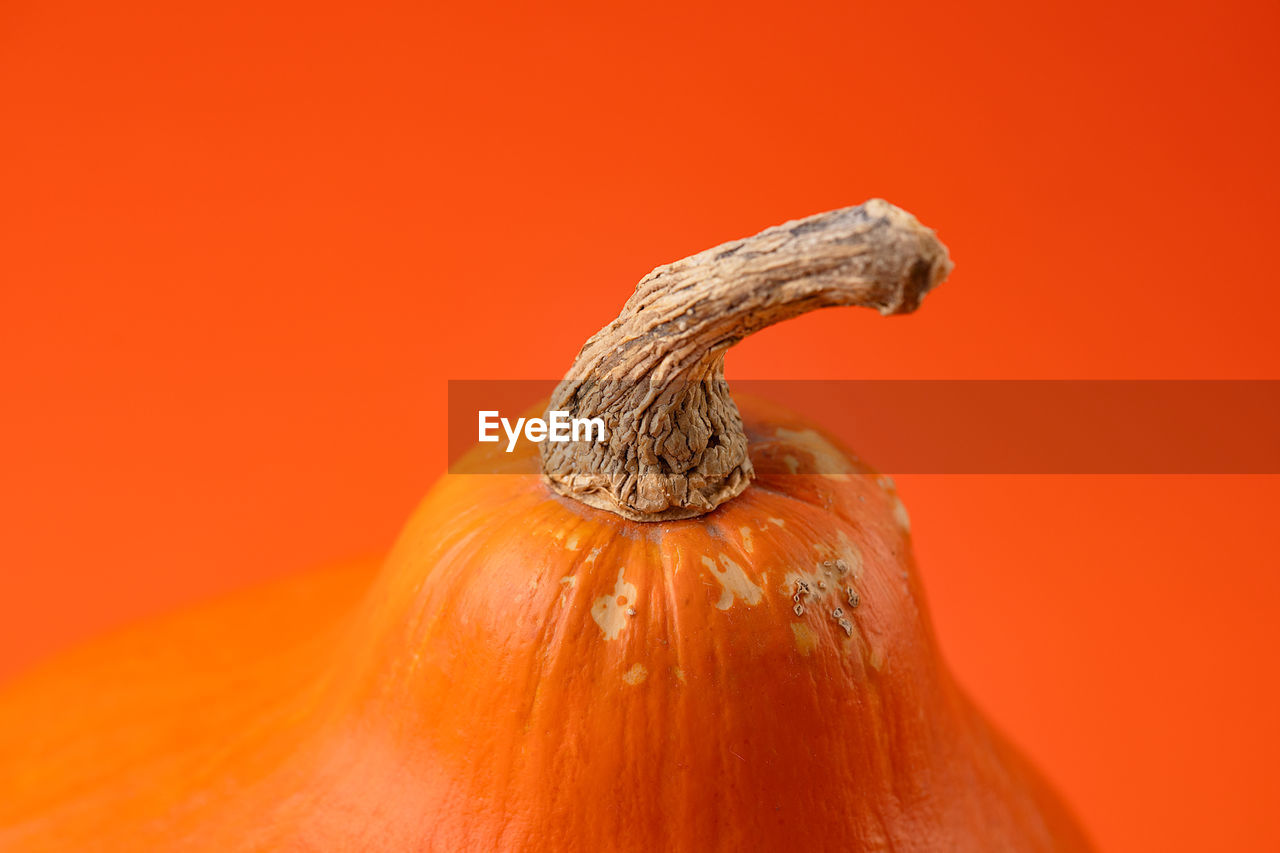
[739,526,754,554]
[768,518,785,527]
[785,541,859,610]
[584,547,602,564]
[892,496,911,531]
[560,575,576,587]
[790,622,819,656]
[775,427,853,480]
[673,666,687,684]
[703,554,764,610]
[834,531,865,579]
[591,567,638,641]
[876,475,911,532]
[622,663,648,685]
[783,455,800,474]
[784,570,820,606]
[564,529,585,551]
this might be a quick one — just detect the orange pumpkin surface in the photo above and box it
[0,201,1093,851]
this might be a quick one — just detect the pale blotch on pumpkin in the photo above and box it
[703,554,763,611]
[876,476,911,531]
[784,567,836,616]
[790,622,820,656]
[739,526,754,554]
[768,517,785,527]
[785,544,861,638]
[835,530,864,579]
[893,499,911,531]
[775,427,852,480]
[622,663,648,685]
[591,567,638,641]
[548,525,582,551]
[558,575,577,607]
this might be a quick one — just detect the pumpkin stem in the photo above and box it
[539,199,952,522]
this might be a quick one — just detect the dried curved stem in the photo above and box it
[539,198,953,521]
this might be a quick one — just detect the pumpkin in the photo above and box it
[0,200,1093,851]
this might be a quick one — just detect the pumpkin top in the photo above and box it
[539,199,953,521]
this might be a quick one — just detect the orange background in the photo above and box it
[2,0,1278,849]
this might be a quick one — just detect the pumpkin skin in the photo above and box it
[0,396,1092,851]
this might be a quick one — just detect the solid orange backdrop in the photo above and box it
[2,0,1278,850]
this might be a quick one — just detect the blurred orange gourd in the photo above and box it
[0,201,1092,851]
